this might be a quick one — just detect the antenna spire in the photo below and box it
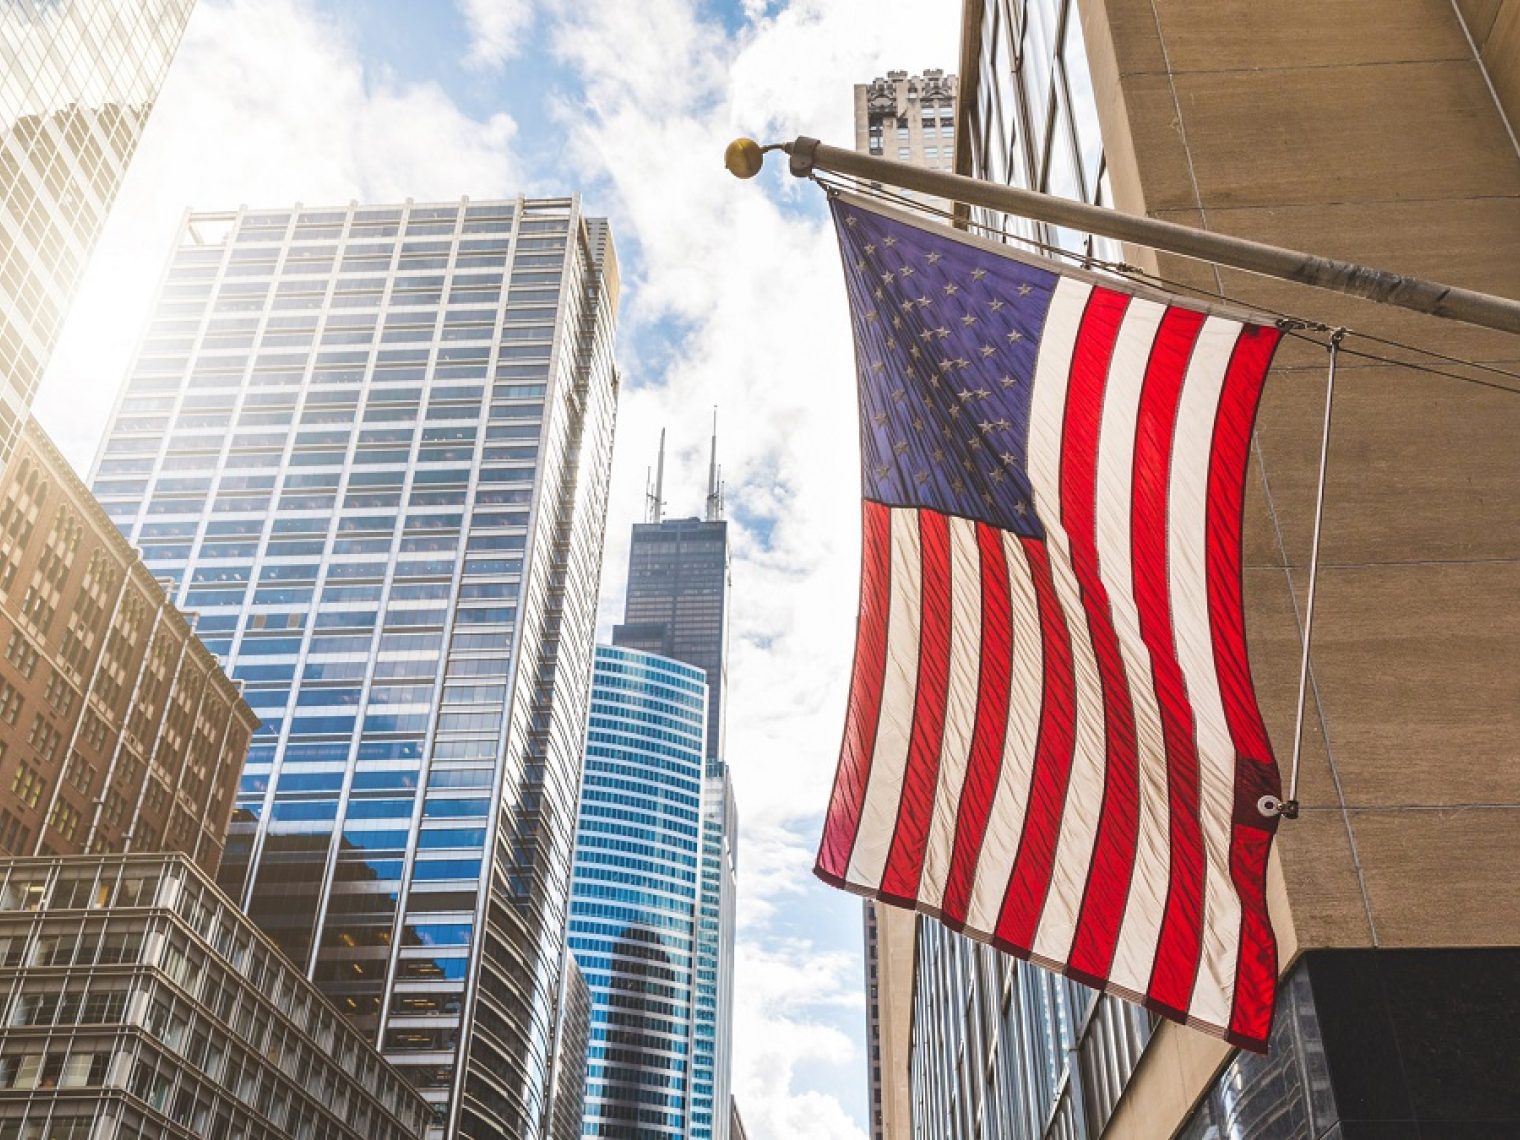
[646,428,667,523]
[705,408,724,521]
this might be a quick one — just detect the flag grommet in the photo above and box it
[1258,795,1298,820]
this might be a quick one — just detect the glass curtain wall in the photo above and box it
[0,0,196,463]
[568,645,708,1137]
[909,920,1154,1140]
[960,0,1118,263]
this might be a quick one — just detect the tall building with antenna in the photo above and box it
[613,418,728,760]
[577,421,737,1137]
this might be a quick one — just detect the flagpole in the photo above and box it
[1259,329,1343,822]
[723,137,1520,335]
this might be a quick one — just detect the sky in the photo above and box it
[35,1,960,1135]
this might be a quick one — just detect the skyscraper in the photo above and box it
[580,435,738,1138]
[0,419,255,873]
[0,0,197,465]
[544,955,591,1140]
[692,755,736,1138]
[88,196,621,1139]
[875,2,1520,1135]
[612,425,728,760]
[853,69,958,170]
[860,895,912,1140]
[568,644,710,1136]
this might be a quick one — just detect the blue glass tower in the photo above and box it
[599,428,738,1135]
[88,197,621,1139]
[568,644,709,1136]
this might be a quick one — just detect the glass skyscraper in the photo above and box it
[568,644,710,1137]
[87,195,621,1139]
[605,451,737,1135]
[0,0,196,464]
[909,920,1152,1138]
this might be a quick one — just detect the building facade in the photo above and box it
[612,513,728,762]
[606,454,738,1138]
[853,70,959,218]
[0,0,196,465]
[853,69,959,171]
[0,419,254,875]
[877,2,1520,1136]
[568,644,710,1137]
[861,899,914,1140]
[953,0,1118,264]
[692,756,735,1139]
[0,852,430,1140]
[88,196,621,1138]
[544,955,590,1140]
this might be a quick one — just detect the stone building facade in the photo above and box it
[884,3,1520,1137]
[0,420,254,876]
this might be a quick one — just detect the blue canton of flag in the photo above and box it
[848,205,1053,541]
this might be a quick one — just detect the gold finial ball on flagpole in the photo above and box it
[724,138,765,180]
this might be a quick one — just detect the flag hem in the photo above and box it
[812,862,1272,1054]
[830,189,1284,334]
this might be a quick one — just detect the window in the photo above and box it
[64,752,94,795]
[28,716,63,763]
[42,669,73,717]
[12,761,44,808]
[5,630,38,678]
[0,678,21,724]
[46,800,80,842]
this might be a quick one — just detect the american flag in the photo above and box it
[815,194,1285,1052]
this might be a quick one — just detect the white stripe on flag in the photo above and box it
[1167,316,1243,1029]
[1023,278,1109,967]
[1031,539,1108,964]
[847,507,924,890]
[1092,299,1173,996]
[918,515,983,911]
[964,530,1045,935]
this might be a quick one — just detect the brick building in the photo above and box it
[0,421,255,875]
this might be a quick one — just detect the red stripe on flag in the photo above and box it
[881,510,953,901]
[1204,324,1282,1048]
[1207,326,1280,773]
[1227,826,1277,1051]
[995,537,1077,949]
[816,500,895,884]
[1057,288,1146,982]
[937,522,1013,927]
[1130,307,1209,1017]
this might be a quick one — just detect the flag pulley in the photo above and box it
[725,136,1520,335]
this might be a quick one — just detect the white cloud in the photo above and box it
[733,939,868,1140]
[36,0,522,468]
[457,0,537,70]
